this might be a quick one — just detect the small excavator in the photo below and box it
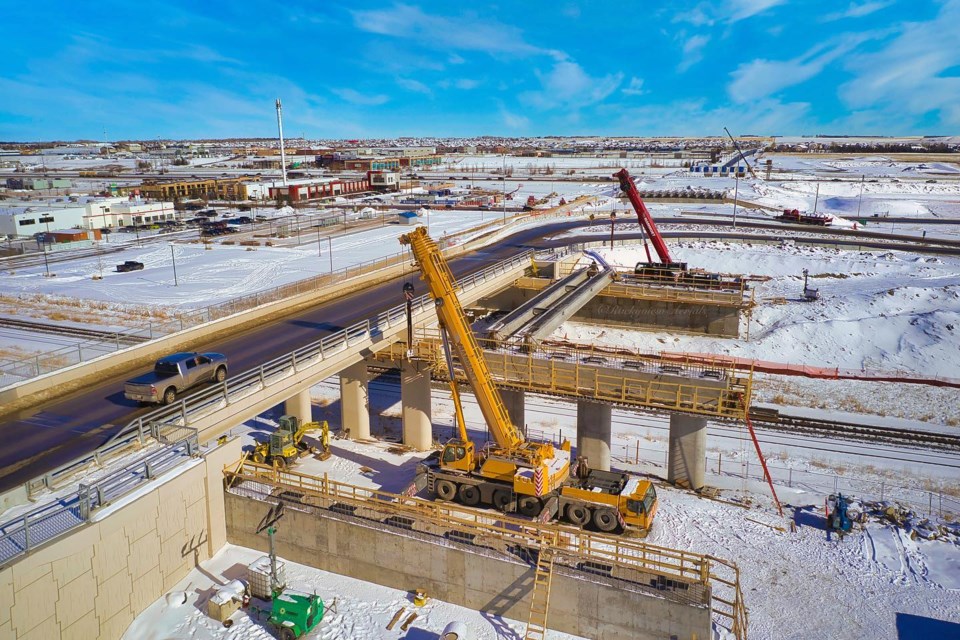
[252,416,330,468]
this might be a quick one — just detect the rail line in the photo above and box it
[0,317,147,346]
[745,410,960,453]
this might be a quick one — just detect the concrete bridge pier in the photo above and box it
[668,414,707,490]
[284,389,313,425]
[576,401,611,471]
[402,360,433,450]
[340,361,371,440]
[500,389,525,436]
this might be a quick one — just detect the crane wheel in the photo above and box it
[565,504,591,527]
[436,480,457,501]
[518,496,542,517]
[491,489,512,511]
[458,484,481,506]
[593,508,619,532]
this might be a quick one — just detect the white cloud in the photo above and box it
[521,61,623,110]
[678,34,710,72]
[608,96,812,136]
[727,0,785,22]
[397,78,433,96]
[728,34,873,102]
[823,1,893,21]
[332,88,389,106]
[352,4,565,60]
[674,0,784,25]
[838,1,960,127]
[622,77,646,96]
[448,53,465,65]
[501,108,530,129]
[455,78,480,90]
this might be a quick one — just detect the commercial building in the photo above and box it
[4,178,73,190]
[368,171,400,192]
[139,176,256,201]
[256,176,371,203]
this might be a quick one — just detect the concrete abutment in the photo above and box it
[668,414,707,490]
[576,400,612,471]
[339,360,371,441]
[401,360,433,450]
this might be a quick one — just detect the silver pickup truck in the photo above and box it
[124,352,228,405]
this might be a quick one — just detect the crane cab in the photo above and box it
[440,439,475,473]
[621,480,658,530]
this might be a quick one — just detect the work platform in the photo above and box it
[375,332,752,420]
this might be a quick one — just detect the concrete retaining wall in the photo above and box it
[225,492,712,639]
[0,438,240,639]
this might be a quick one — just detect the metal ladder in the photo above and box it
[524,540,556,640]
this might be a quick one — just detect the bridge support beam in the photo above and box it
[500,389,525,436]
[284,389,313,425]
[340,361,370,441]
[576,401,611,471]
[668,414,707,490]
[401,360,432,451]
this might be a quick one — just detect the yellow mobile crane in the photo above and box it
[401,227,657,533]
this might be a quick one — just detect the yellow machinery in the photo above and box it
[253,416,327,469]
[401,227,657,532]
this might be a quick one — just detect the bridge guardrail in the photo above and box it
[0,427,198,567]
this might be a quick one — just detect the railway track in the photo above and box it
[0,317,147,346]
[746,409,960,452]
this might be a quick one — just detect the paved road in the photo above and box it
[3,218,958,493]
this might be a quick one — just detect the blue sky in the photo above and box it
[1,1,958,141]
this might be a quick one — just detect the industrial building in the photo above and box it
[4,177,73,190]
[0,197,176,238]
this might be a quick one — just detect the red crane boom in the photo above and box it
[614,168,673,264]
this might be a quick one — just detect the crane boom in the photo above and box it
[614,168,673,264]
[723,127,758,179]
[399,227,524,451]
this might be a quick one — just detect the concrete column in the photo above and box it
[500,388,525,437]
[284,389,312,424]
[668,413,707,490]
[340,361,370,441]
[576,401,611,471]
[401,360,432,450]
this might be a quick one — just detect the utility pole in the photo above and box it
[813,182,820,215]
[327,236,333,272]
[171,244,178,286]
[316,224,321,257]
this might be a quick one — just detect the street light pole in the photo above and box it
[171,244,178,286]
[316,224,321,258]
[327,236,333,272]
[732,173,739,230]
[502,153,507,226]
[403,282,415,358]
[855,174,865,219]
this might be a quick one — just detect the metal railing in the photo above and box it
[225,460,748,638]
[0,425,198,567]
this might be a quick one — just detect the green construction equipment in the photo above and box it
[260,516,325,639]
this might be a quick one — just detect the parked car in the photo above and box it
[124,352,228,405]
[116,260,145,273]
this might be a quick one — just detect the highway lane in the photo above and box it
[3,218,958,493]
